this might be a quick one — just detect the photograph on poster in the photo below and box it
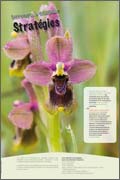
[1,1,119,179]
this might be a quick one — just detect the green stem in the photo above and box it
[34,112,48,138]
[47,113,62,152]
[61,115,78,153]
[33,85,63,152]
[66,124,78,153]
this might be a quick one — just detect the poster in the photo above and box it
[1,1,119,179]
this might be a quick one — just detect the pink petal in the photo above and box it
[46,2,63,37]
[21,79,37,103]
[14,18,28,25]
[3,35,30,60]
[8,103,33,129]
[13,100,24,107]
[46,36,73,63]
[68,59,96,84]
[27,17,43,61]
[24,61,52,85]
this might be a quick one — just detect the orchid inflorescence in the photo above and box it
[3,2,96,152]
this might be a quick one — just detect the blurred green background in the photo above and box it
[1,1,119,157]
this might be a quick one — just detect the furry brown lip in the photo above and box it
[49,75,73,107]
[53,75,68,95]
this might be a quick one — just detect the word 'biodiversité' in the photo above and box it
[13,18,60,32]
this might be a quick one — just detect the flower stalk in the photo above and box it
[47,112,62,152]
[34,86,63,151]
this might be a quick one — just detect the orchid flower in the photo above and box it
[3,17,42,77]
[8,79,38,146]
[24,31,96,111]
